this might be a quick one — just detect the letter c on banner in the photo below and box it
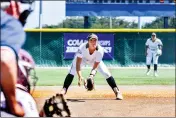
[67,40,79,46]
[67,39,73,46]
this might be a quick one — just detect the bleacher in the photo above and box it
[66,0,175,28]
[66,0,176,3]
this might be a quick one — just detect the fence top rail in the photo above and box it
[24,28,176,33]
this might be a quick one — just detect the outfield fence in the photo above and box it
[23,28,175,67]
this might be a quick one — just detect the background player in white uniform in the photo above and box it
[1,49,39,117]
[60,33,123,100]
[145,33,163,77]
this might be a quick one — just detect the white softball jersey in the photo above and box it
[0,89,39,117]
[145,38,163,65]
[69,42,111,79]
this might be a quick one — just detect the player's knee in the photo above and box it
[146,62,151,65]
[69,71,76,76]
[103,72,111,79]
[153,60,158,65]
[69,67,77,76]
[98,68,111,79]
[98,66,111,79]
[153,60,158,64]
[146,60,151,65]
[153,63,158,65]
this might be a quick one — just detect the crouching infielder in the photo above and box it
[60,33,123,100]
[145,33,163,77]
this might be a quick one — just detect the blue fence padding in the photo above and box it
[66,3,175,16]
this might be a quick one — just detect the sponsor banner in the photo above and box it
[64,33,114,59]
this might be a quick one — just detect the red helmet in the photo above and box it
[17,49,38,94]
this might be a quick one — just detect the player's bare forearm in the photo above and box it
[77,71,82,79]
[77,70,83,86]
[76,57,82,78]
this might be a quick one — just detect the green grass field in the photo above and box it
[35,67,175,86]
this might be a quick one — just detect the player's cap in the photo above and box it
[87,33,98,40]
[152,33,156,36]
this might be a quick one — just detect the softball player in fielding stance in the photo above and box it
[145,33,163,77]
[60,33,123,100]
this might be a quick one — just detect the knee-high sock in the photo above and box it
[63,74,74,91]
[147,65,150,70]
[154,64,157,71]
[106,76,119,91]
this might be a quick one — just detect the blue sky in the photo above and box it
[24,1,157,28]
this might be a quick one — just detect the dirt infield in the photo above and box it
[33,85,175,117]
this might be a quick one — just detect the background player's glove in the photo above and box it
[84,69,96,91]
[84,76,94,91]
[156,49,162,56]
[42,93,71,117]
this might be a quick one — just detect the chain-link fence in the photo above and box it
[22,30,175,67]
